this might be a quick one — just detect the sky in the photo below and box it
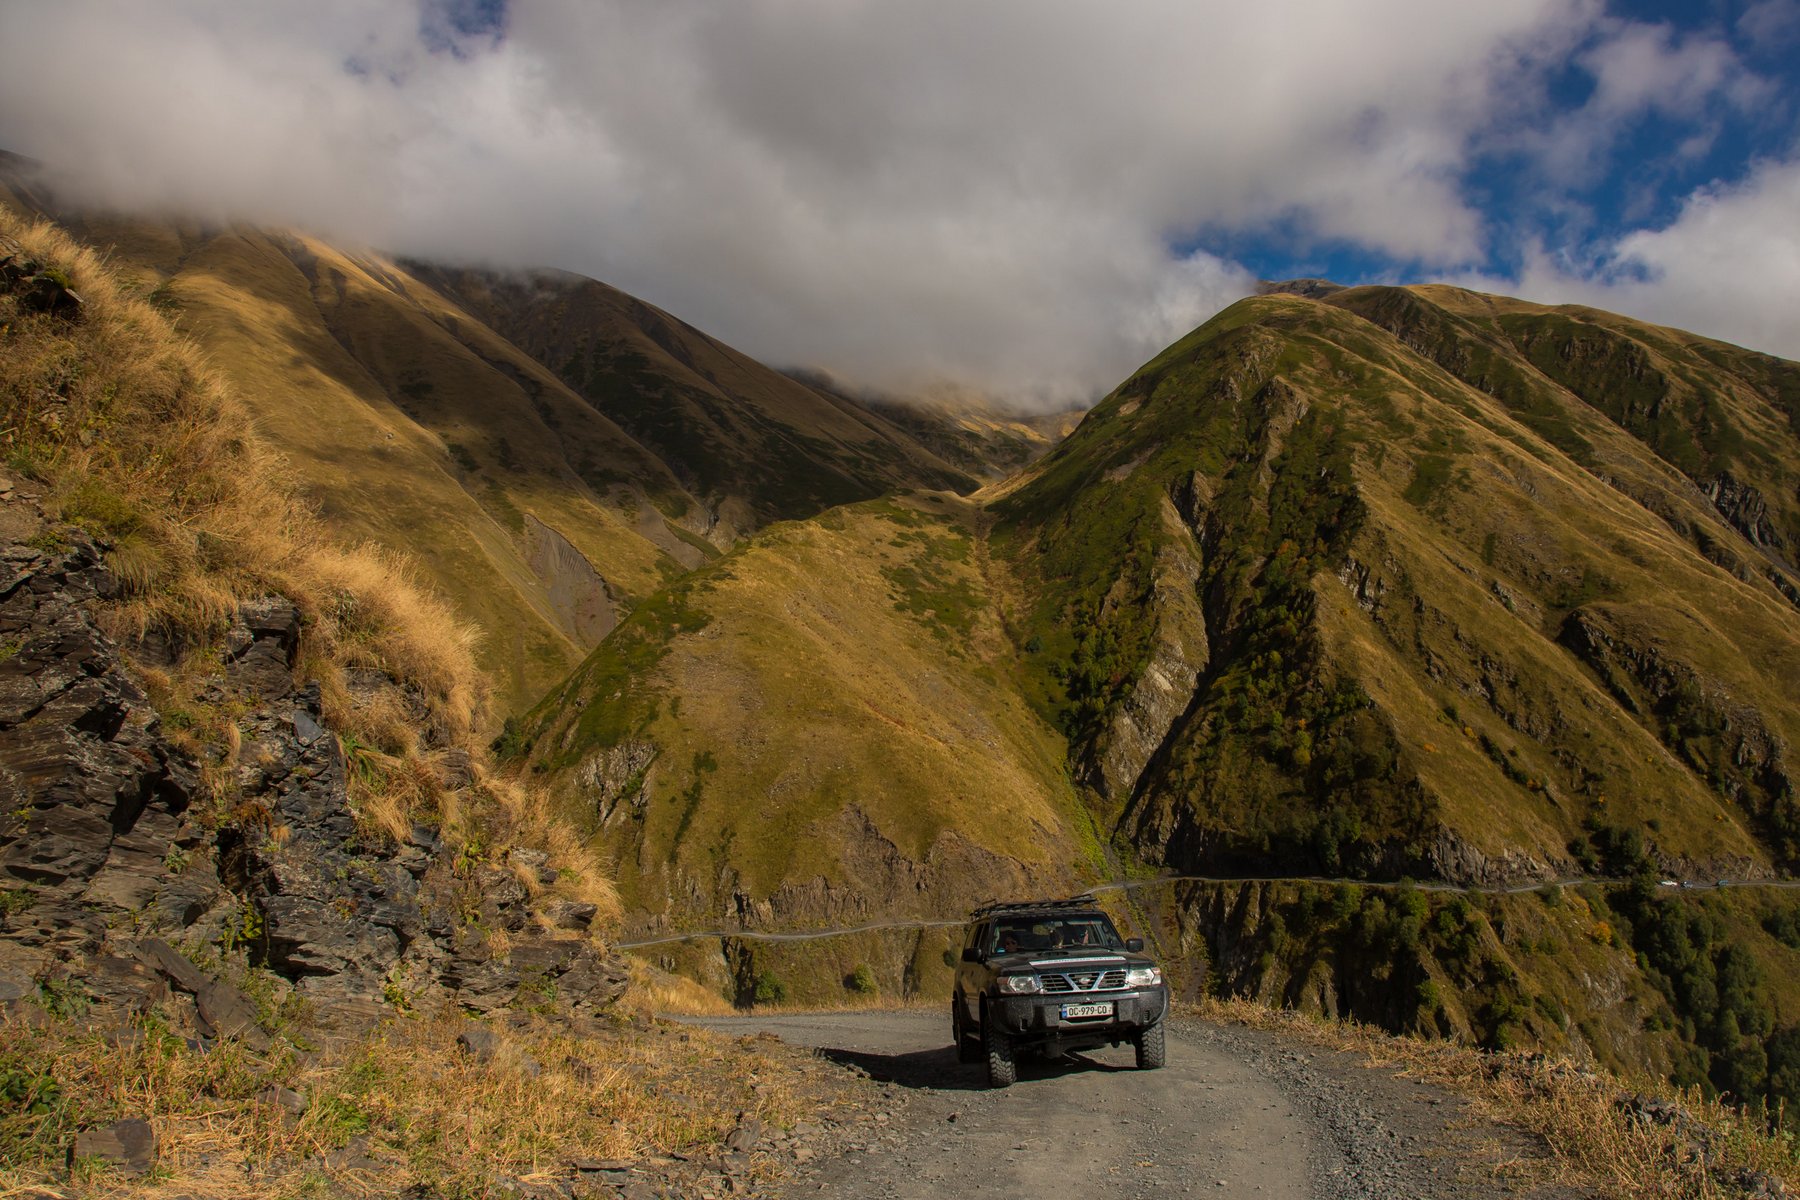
[1,0,1797,406]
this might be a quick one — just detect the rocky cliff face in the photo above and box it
[0,473,624,1034]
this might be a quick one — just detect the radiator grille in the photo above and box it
[1039,969,1127,993]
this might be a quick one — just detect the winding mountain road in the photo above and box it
[687,1010,1578,1200]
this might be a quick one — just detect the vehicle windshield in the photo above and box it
[990,915,1123,955]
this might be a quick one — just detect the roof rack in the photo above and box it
[967,894,1100,920]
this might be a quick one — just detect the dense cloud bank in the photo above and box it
[2,2,1795,403]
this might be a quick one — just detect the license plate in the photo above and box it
[1060,1002,1113,1019]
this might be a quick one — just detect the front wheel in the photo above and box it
[1134,1022,1166,1070]
[952,1000,981,1063]
[984,1011,1017,1088]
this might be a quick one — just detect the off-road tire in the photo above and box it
[984,1010,1017,1088]
[952,1001,981,1063]
[1135,1021,1166,1070]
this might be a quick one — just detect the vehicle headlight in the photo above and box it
[997,974,1043,994]
[1124,966,1162,987]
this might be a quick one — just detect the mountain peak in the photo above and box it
[1257,277,1344,299]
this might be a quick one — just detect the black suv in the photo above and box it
[951,895,1168,1087]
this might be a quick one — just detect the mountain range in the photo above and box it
[6,161,1799,1114]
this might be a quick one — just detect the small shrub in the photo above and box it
[751,971,786,1006]
[845,964,877,996]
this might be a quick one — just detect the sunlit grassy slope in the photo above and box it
[6,185,996,721]
[24,209,705,718]
[516,282,1800,965]
[518,493,1101,932]
[993,286,1800,883]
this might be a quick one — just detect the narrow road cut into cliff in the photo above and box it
[686,1010,1580,1200]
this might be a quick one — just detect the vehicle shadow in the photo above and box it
[818,1044,1133,1093]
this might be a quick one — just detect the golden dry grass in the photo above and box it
[1193,997,1799,1199]
[0,214,618,922]
[1,216,478,751]
[0,1002,840,1199]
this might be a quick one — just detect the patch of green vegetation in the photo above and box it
[1402,453,1454,507]
[22,529,66,555]
[0,1053,73,1167]
[1653,678,1800,869]
[881,528,979,643]
[481,483,525,535]
[1496,312,1708,475]
[670,749,718,848]
[1206,883,1527,1047]
[991,331,1264,734]
[59,478,142,538]
[445,442,478,473]
[663,520,719,561]
[1613,882,1800,1119]
[748,971,786,1007]
[1143,403,1429,875]
[1546,567,1616,611]
[524,576,712,770]
[490,716,532,761]
[845,963,877,996]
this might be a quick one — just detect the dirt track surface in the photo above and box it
[685,1010,1580,1200]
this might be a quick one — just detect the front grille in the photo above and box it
[1040,969,1127,993]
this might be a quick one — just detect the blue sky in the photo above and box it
[2,1,1798,403]
[1214,2,1800,291]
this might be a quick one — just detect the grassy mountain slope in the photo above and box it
[992,288,1798,886]
[409,265,979,532]
[511,492,1102,994]
[5,164,988,722]
[5,205,714,716]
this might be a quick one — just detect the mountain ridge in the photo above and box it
[1,161,1004,719]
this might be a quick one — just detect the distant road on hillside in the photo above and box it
[617,871,1800,949]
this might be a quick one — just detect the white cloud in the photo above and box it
[1454,152,1800,360]
[6,0,1788,402]
[1519,19,1766,187]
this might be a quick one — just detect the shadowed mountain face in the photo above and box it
[782,368,1084,484]
[405,265,978,533]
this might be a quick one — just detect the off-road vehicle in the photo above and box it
[951,895,1168,1087]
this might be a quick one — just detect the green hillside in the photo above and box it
[994,288,1798,885]
[511,492,1102,999]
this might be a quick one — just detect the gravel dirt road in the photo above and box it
[686,1010,1582,1200]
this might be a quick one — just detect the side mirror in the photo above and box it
[961,947,983,963]
[1125,937,1144,953]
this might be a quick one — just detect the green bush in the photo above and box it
[845,964,877,996]
[751,971,786,1006]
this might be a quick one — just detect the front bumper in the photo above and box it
[992,988,1167,1040]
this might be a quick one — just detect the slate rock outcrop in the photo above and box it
[0,516,203,971]
[0,474,626,1035]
